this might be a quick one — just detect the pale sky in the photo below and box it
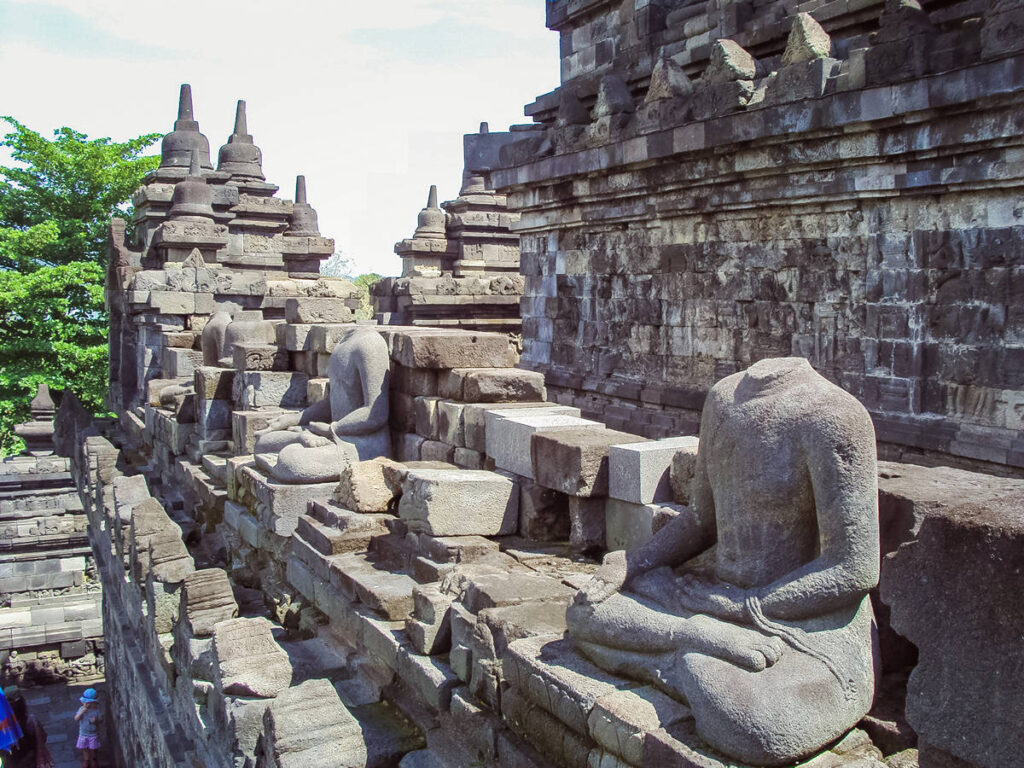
[0,0,559,277]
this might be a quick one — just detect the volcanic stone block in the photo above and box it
[669,440,700,505]
[605,498,686,552]
[406,584,453,655]
[533,428,647,497]
[261,678,366,768]
[241,467,338,536]
[438,400,466,446]
[213,617,293,698]
[588,686,692,766]
[398,469,518,536]
[880,477,1024,768]
[162,347,204,378]
[466,402,580,454]
[568,497,606,551]
[232,343,288,372]
[486,411,602,479]
[182,569,238,637]
[462,571,574,613]
[335,457,403,513]
[442,368,546,403]
[503,635,629,737]
[284,297,354,324]
[393,330,515,369]
[415,396,441,440]
[609,436,698,504]
[519,478,570,541]
[232,371,308,409]
[195,366,235,400]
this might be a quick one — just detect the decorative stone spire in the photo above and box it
[217,100,265,180]
[286,175,320,236]
[414,185,446,239]
[160,84,213,169]
[168,149,215,220]
[29,383,55,420]
[14,383,56,456]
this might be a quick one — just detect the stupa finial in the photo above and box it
[217,98,264,180]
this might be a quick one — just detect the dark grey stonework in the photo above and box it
[493,0,1024,474]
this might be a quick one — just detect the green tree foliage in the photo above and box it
[352,273,382,319]
[0,118,160,455]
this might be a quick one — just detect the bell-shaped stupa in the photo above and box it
[413,185,447,239]
[217,100,265,180]
[286,176,320,236]
[160,84,213,169]
[168,149,215,220]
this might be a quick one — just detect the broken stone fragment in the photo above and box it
[644,55,694,103]
[398,468,518,536]
[212,617,293,698]
[531,427,647,498]
[703,39,757,83]
[334,456,404,513]
[593,73,635,117]
[782,13,832,66]
[182,568,238,637]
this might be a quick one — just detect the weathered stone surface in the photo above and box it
[669,440,700,505]
[644,55,692,103]
[284,296,355,324]
[703,39,756,83]
[467,402,580,454]
[213,617,293,698]
[393,330,514,369]
[261,678,366,767]
[398,469,518,536]
[335,457,403,513]
[782,12,832,66]
[605,498,685,552]
[566,359,880,765]
[519,477,570,541]
[608,436,697,504]
[532,428,646,497]
[443,368,546,403]
[182,569,237,637]
[881,472,1024,768]
[486,411,602,479]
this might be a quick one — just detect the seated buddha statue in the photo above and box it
[566,357,880,766]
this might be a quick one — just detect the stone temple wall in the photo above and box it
[491,0,1024,474]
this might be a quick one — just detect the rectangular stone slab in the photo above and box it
[393,329,515,369]
[487,412,602,479]
[398,468,518,536]
[532,428,647,497]
[213,616,293,698]
[609,436,698,504]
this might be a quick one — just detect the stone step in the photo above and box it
[330,553,419,620]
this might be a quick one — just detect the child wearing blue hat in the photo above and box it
[73,689,102,768]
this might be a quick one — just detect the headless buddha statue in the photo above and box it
[253,326,390,484]
[566,357,880,766]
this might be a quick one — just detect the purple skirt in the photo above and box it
[76,734,100,750]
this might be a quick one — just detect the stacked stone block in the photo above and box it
[0,416,102,684]
[495,0,1024,474]
[373,129,525,335]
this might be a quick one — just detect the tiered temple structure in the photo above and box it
[6,4,1023,768]
[372,125,527,335]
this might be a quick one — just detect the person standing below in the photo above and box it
[73,689,101,768]
[5,695,54,768]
